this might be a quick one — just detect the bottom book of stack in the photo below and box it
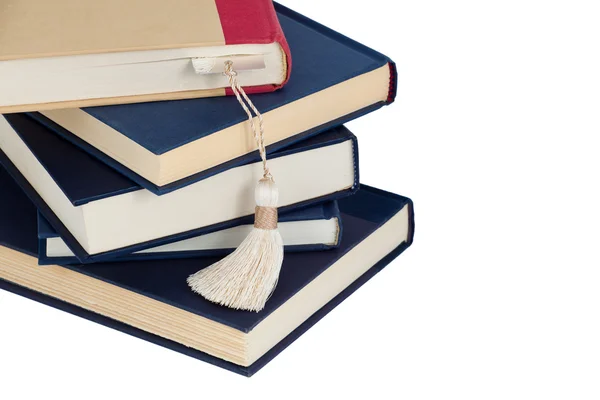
[0,167,414,376]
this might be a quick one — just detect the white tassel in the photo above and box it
[188,61,285,312]
[187,178,284,312]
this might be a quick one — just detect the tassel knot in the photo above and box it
[254,207,278,230]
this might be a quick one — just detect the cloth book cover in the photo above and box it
[0,114,359,263]
[0,166,415,376]
[0,0,291,113]
[38,201,342,265]
[28,2,396,194]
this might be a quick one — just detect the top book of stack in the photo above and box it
[0,0,291,112]
[25,3,397,194]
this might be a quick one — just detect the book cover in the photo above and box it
[0,0,291,112]
[38,201,342,265]
[0,114,358,262]
[0,167,415,376]
[28,2,396,194]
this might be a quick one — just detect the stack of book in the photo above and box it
[0,1,414,376]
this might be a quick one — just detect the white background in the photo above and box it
[1,0,600,398]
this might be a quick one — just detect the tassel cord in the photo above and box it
[224,61,272,180]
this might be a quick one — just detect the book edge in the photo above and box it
[0,240,411,377]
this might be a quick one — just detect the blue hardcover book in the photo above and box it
[38,201,342,265]
[0,166,414,376]
[27,3,395,194]
[0,114,358,263]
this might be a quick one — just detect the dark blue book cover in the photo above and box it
[27,2,395,194]
[38,201,342,265]
[0,166,414,376]
[0,114,358,263]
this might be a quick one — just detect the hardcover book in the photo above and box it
[0,114,358,262]
[28,3,396,194]
[0,167,414,376]
[38,201,342,265]
[0,0,291,112]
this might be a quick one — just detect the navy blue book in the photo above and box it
[38,201,342,265]
[0,166,414,376]
[0,114,358,263]
[27,3,395,194]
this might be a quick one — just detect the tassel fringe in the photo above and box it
[187,228,283,312]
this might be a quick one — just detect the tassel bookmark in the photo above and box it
[187,61,284,312]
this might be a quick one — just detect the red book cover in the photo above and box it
[215,0,292,93]
[0,0,292,112]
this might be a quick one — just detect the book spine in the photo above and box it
[388,62,398,103]
[215,0,291,93]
